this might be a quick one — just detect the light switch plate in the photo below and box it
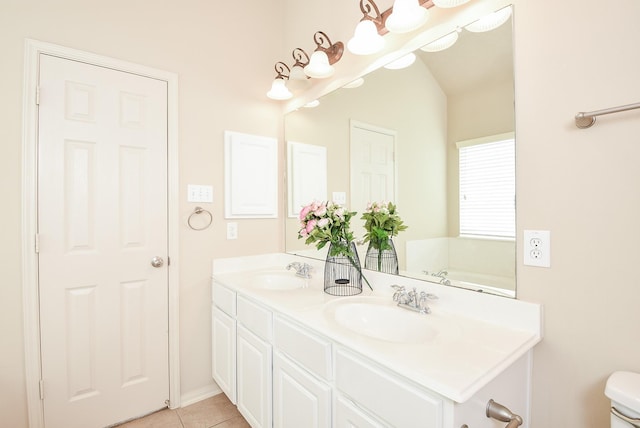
[332,191,347,205]
[188,185,213,203]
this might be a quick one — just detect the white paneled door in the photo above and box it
[350,121,396,209]
[350,121,396,240]
[37,54,169,428]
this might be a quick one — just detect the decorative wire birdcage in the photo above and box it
[323,241,363,296]
[364,238,399,274]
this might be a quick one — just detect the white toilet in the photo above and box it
[605,371,640,427]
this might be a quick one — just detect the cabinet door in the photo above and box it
[273,351,331,428]
[237,325,272,428]
[212,305,236,404]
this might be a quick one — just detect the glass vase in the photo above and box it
[324,242,363,296]
[364,238,399,274]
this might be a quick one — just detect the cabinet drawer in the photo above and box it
[335,394,386,428]
[212,281,236,316]
[335,347,444,427]
[273,315,332,381]
[237,295,273,342]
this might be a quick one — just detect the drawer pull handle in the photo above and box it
[486,399,523,428]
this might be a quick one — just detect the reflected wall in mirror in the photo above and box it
[285,6,516,297]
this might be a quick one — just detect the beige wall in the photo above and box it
[0,1,284,426]
[3,0,640,427]
[515,0,640,426]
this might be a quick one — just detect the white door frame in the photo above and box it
[21,39,181,428]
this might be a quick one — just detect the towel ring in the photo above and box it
[188,206,213,231]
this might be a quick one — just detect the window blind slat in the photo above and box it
[459,138,515,238]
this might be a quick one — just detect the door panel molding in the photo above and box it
[21,39,180,428]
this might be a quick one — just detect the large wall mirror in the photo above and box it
[285,5,516,297]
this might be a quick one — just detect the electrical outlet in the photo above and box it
[523,230,550,267]
[226,222,238,240]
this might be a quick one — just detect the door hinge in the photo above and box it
[39,379,44,400]
[35,233,40,253]
[36,86,40,105]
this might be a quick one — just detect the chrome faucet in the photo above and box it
[391,285,437,314]
[286,262,313,279]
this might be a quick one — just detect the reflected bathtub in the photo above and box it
[407,268,516,298]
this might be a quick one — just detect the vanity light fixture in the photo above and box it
[266,62,293,100]
[420,28,461,52]
[347,0,386,55]
[287,48,311,92]
[385,0,429,34]
[465,6,512,33]
[383,52,416,70]
[432,0,471,8]
[303,31,344,79]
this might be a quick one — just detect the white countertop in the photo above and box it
[212,253,542,403]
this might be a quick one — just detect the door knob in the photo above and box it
[151,256,164,268]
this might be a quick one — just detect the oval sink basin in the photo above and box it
[325,296,456,344]
[250,271,308,290]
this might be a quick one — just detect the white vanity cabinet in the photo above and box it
[334,347,452,427]
[334,395,387,428]
[212,281,275,427]
[211,283,237,404]
[235,295,273,428]
[272,315,332,428]
[273,351,332,428]
[212,257,541,428]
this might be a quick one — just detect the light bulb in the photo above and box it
[266,78,292,100]
[348,20,385,55]
[420,30,460,52]
[385,0,429,34]
[304,51,335,79]
[432,0,471,8]
[465,7,512,33]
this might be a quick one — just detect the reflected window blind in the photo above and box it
[458,138,515,238]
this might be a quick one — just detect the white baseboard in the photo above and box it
[180,383,223,408]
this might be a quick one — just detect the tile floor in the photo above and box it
[115,393,250,428]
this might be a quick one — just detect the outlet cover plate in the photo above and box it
[226,222,238,240]
[523,230,551,267]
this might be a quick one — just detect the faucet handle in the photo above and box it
[391,285,406,303]
[417,291,438,314]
